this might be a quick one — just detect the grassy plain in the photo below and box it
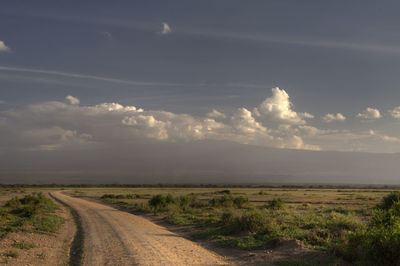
[0,188,72,265]
[2,186,398,265]
[66,186,397,265]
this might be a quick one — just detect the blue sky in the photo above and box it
[1,0,400,159]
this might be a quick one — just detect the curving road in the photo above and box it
[51,191,228,266]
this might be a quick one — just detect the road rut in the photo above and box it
[51,191,228,266]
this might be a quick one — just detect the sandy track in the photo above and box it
[51,191,228,266]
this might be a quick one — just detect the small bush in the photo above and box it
[149,194,167,211]
[233,196,249,208]
[223,209,270,234]
[216,190,231,194]
[165,194,175,204]
[210,194,233,207]
[101,194,140,199]
[267,198,286,210]
[377,191,400,210]
[178,194,199,210]
[343,190,400,265]
[240,210,270,233]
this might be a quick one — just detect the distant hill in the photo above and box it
[1,140,399,185]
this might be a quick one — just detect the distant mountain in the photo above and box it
[1,140,399,185]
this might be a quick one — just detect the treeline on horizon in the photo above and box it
[0,183,399,189]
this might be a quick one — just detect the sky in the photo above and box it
[1,1,400,183]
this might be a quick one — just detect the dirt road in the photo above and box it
[51,191,228,266]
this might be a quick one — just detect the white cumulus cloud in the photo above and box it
[357,107,381,120]
[0,41,10,52]
[66,95,80,105]
[161,23,172,35]
[6,88,382,152]
[322,113,346,123]
[231,108,267,134]
[389,106,400,118]
[207,109,226,119]
[254,87,311,124]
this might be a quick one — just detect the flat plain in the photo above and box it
[0,186,397,265]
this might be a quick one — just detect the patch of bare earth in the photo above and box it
[52,191,228,266]
[0,198,76,265]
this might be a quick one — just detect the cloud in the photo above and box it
[231,108,267,134]
[357,107,381,120]
[66,95,80,105]
[0,41,10,52]
[1,91,323,151]
[389,106,400,118]
[322,113,346,123]
[254,87,311,124]
[21,126,93,151]
[300,112,314,119]
[9,88,400,153]
[122,115,168,140]
[161,22,172,35]
[207,109,226,119]
[369,130,400,143]
[0,66,184,87]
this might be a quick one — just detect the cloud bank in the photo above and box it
[1,87,399,155]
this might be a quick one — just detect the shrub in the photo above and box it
[210,194,233,207]
[222,209,270,234]
[240,210,270,233]
[267,198,286,210]
[377,191,400,211]
[233,196,249,208]
[165,194,175,204]
[178,194,197,210]
[343,190,400,265]
[149,194,167,211]
[216,190,231,194]
[101,194,140,199]
[221,209,238,225]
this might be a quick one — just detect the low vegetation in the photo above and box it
[12,241,35,250]
[65,186,399,264]
[99,191,368,257]
[0,193,64,237]
[342,191,400,265]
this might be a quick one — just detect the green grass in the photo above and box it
[0,194,64,237]
[12,241,35,250]
[275,255,337,266]
[4,250,19,258]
